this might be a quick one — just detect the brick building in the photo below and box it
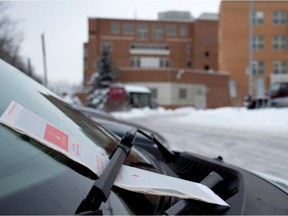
[83,12,231,108]
[219,1,288,104]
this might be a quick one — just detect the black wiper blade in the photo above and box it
[75,128,137,215]
[137,129,176,162]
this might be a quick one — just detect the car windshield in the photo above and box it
[0,60,150,201]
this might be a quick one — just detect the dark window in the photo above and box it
[273,61,287,74]
[166,25,177,36]
[253,35,264,50]
[252,61,265,75]
[204,65,210,70]
[179,88,187,99]
[123,23,134,35]
[204,51,210,58]
[111,23,120,34]
[273,35,287,50]
[273,11,287,25]
[152,24,163,41]
[100,42,112,52]
[130,57,140,67]
[160,58,169,68]
[180,25,188,37]
[150,88,157,98]
[137,24,148,40]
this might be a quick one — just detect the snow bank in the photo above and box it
[112,107,288,134]
[111,107,194,119]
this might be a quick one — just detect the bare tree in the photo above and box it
[0,2,27,72]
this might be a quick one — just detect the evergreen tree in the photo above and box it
[88,48,117,109]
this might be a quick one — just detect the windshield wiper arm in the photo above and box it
[75,128,137,215]
[164,171,225,215]
[137,129,176,162]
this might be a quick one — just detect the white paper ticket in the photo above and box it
[0,101,229,207]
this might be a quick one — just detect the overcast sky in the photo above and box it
[8,0,221,85]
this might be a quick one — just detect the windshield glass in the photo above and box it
[0,60,151,201]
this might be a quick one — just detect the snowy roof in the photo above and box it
[123,85,151,94]
[197,13,218,21]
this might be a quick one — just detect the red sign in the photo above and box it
[108,86,126,101]
[44,123,69,152]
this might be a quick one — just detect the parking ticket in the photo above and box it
[0,101,229,207]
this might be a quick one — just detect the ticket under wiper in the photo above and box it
[0,101,229,207]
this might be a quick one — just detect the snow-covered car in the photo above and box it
[0,59,288,215]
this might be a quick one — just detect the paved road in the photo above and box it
[125,115,288,181]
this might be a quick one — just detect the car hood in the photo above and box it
[251,170,288,193]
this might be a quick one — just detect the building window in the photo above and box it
[187,60,192,68]
[100,42,112,52]
[111,23,120,34]
[166,25,176,36]
[253,11,264,25]
[130,43,169,50]
[130,57,140,67]
[84,61,88,70]
[204,65,210,70]
[273,11,287,25]
[152,24,163,41]
[150,88,157,99]
[273,35,287,50]
[180,25,188,37]
[252,61,264,75]
[253,35,264,50]
[160,58,169,68]
[123,23,134,35]
[273,61,287,74]
[137,24,148,40]
[179,88,187,99]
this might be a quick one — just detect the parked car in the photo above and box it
[0,59,288,215]
[269,82,288,107]
[245,82,288,109]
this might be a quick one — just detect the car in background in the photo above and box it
[269,82,288,107]
[0,59,288,215]
[245,82,288,109]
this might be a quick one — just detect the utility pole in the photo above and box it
[41,33,48,87]
[248,0,254,97]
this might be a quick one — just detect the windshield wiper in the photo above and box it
[137,128,176,162]
[75,127,177,215]
[75,128,137,215]
[164,171,226,215]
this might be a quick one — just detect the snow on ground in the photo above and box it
[112,106,288,181]
[112,106,288,134]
